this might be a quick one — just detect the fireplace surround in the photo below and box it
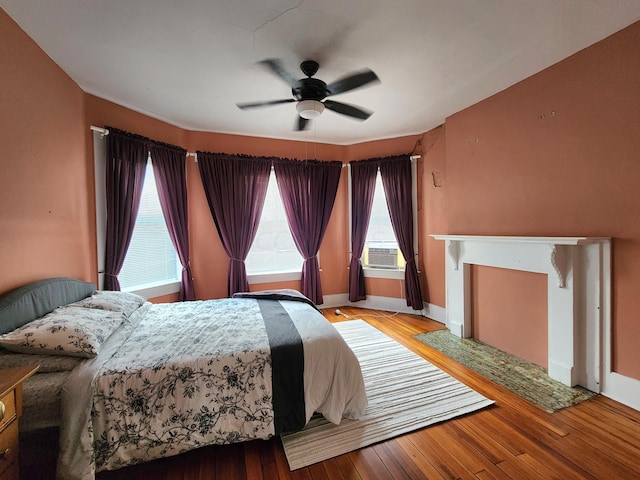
[431,235,610,392]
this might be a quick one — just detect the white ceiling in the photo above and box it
[3,0,640,145]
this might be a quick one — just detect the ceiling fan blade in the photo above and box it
[258,59,300,88]
[326,69,379,96]
[323,100,372,120]
[236,98,295,110]
[295,116,310,131]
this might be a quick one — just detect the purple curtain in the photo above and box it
[104,128,148,291]
[149,143,195,301]
[348,160,378,301]
[273,159,342,305]
[379,155,422,309]
[197,152,271,296]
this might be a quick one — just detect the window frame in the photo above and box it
[347,157,419,280]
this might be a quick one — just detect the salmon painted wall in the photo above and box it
[471,266,548,367]
[0,10,93,293]
[445,21,640,379]
[421,126,447,307]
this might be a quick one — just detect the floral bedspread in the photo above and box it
[57,297,367,480]
[92,298,275,470]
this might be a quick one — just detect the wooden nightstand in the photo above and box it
[0,365,39,480]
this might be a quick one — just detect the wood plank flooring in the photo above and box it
[76,307,640,479]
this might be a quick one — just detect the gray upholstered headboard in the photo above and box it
[0,277,96,335]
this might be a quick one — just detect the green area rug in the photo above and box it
[414,330,595,413]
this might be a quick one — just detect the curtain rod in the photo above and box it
[345,155,421,167]
[90,126,420,163]
[90,125,197,159]
[90,125,109,136]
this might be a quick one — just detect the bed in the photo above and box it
[0,278,367,480]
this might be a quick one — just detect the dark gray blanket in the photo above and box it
[233,290,318,432]
[257,299,305,434]
[232,289,320,312]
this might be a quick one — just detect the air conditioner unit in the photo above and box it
[366,247,399,269]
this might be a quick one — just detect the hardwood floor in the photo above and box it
[79,307,640,479]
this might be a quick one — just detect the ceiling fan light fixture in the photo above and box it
[296,99,324,119]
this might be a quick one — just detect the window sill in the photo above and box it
[123,280,181,299]
[363,267,404,280]
[248,271,302,285]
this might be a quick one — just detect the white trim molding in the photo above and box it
[318,294,445,324]
[601,372,640,412]
[247,270,301,284]
[318,293,351,309]
[421,302,446,324]
[431,235,610,393]
[124,280,181,300]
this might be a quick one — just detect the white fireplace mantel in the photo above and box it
[431,235,611,392]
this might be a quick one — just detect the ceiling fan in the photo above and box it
[236,59,379,131]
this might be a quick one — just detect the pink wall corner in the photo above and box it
[421,126,447,308]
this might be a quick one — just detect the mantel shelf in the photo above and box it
[430,235,610,245]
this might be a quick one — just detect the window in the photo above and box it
[349,159,418,279]
[362,170,406,270]
[118,158,181,294]
[245,169,302,281]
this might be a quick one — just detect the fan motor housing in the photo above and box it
[292,78,328,101]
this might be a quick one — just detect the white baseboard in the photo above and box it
[421,302,446,324]
[602,371,640,411]
[318,294,350,309]
[349,295,422,315]
[318,294,445,324]
[320,293,418,315]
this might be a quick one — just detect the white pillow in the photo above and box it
[0,306,124,357]
[69,290,146,317]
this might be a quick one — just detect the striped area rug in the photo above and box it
[280,320,494,470]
